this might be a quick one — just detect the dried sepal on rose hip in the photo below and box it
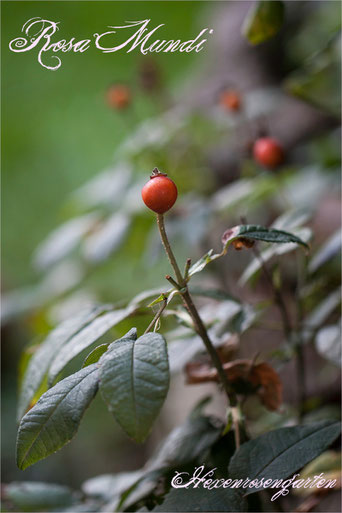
[253,137,284,169]
[221,229,255,251]
[106,83,131,110]
[141,168,178,214]
[232,237,255,250]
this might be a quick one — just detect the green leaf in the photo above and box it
[285,0,341,64]
[208,431,236,477]
[99,331,169,442]
[228,304,258,334]
[17,305,108,421]
[147,415,223,471]
[84,418,233,513]
[242,0,285,46]
[315,321,341,366]
[16,364,99,470]
[153,486,246,512]
[228,420,341,495]
[118,415,225,511]
[270,208,312,231]
[309,229,342,273]
[82,343,109,368]
[302,288,341,342]
[168,335,205,374]
[48,306,135,385]
[239,227,312,284]
[190,396,212,419]
[4,481,76,512]
[33,213,99,270]
[83,212,131,263]
[117,470,164,512]
[211,175,279,213]
[71,163,133,209]
[295,451,341,497]
[168,302,244,374]
[188,250,215,278]
[222,224,309,250]
[190,287,240,303]
[82,471,144,502]
[17,341,40,390]
[168,334,222,374]
[284,42,341,117]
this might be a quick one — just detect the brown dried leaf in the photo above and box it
[222,359,253,381]
[232,238,255,251]
[250,362,283,411]
[185,358,282,411]
[217,334,239,363]
[185,362,217,384]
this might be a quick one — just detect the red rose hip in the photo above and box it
[142,170,178,214]
[253,137,284,169]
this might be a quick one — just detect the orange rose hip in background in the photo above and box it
[106,84,131,110]
[219,89,242,112]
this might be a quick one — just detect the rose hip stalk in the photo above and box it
[142,168,241,447]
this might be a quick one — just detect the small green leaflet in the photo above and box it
[82,343,109,368]
[309,229,342,273]
[99,331,169,443]
[148,290,179,307]
[242,0,285,46]
[188,250,215,278]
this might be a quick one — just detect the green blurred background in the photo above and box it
[2,0,209,486]
[2,1,207,288]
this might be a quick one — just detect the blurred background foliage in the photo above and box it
[1,0,341,509]
[2,0,215,488]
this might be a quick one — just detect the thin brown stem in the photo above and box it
[165,274,181,290]
[295,253,307,421]
[181,289,238,407]
[252,241,307,421]
[252,245,292,339]
[156,213,240,447]
[144,296,168,334]
[231,406,240,448]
